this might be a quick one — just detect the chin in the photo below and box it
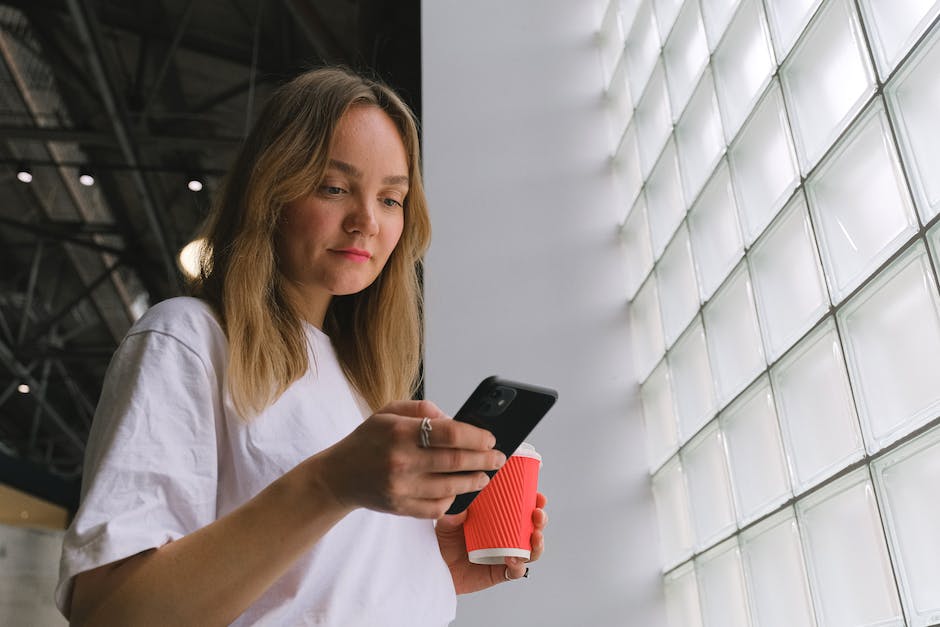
[331,279,378,297]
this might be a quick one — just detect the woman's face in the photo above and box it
[276,105,408,323]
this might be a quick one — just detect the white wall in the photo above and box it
[0,524,66,626]
[421,2,666,625]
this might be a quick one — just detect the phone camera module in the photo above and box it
[476,386,517,417]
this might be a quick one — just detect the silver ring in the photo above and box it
[504,567,529,581]
[419,417,432,449]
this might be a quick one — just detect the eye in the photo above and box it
[320,185,346,196]
[382,197,403,208]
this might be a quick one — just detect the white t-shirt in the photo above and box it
[56,297,456,626]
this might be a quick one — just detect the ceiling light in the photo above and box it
[178,238,208,279]
[187,177,204,192]
[17,384,30,394]
[16,164,32,183]
[78,168,95,186]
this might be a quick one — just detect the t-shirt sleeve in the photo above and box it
[55,329,220,617]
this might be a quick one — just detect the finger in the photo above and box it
[380,399,449,420]
[436,510,468,530]
[420,448,505,473]
[423,418,496,450]
[535,492,547,509]
[532,508,548,530]
[528,529,544,562]
[404,497,458,520]
[503,557,528,580]
[408,471,491,500]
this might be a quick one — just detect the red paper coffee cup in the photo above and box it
[464,442,542,565]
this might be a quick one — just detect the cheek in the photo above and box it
[386,219,405,256]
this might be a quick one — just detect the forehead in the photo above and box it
[330,106,409,166]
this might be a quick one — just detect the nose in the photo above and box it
[344,196,379,236]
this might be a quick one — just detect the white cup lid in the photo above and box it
[513,442,542,463]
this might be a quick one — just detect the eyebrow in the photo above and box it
[328,159,409,186]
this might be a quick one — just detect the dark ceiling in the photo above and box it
[0,0,420,511]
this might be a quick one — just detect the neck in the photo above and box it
[281,280,332,329]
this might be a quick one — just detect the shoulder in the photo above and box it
[124,297,227,367]
[130,296,223,340]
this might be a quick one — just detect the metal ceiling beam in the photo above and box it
[65,0,180,291]
[5,0,285,73]
[281,0,350,64]
[140,0,197,124]
[0,124,243,150]
[21,260,123,349]
[0,216,127,258]
[0,338,85,454]
[188,73,277,115]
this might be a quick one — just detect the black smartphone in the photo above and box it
[445,376,558,515]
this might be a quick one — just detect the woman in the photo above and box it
[55,67,547,626]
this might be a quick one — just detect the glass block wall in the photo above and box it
[600,0,940,625]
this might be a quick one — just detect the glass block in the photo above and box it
[631,273,666,381]
[700,0,742,52]
[748,194,829,361]
[599,0,627,84]
[727,82,799,245]
[664,562,704,627]
[653,0,684,41]
[739,509,817,627]
[652,456,695,568]
[663,0,709,119]
[796,469,904,627]
[620,195,654,300]
[886,23,940,222]
[641,360,679,469]
[806,103,919,303]
[635,63,674,180]
[668,317,717,442]
[606,54,633,148]
[720,376,791,524]
[702,263,765,406]
[780,0,876,172]
[626,0,663,101]
[858,0,940,80]
[712,0,776,142]
[871,426,940,626]
[771,318,864,492]
[930,221,940,276]
[696,539,750,627]
[645,139,686,258]
[837,242,940,453]
[620,0,643,33]
[763,0,823,59]
[688,161,743,301]
[657,225,700,347]
[681,422,737,549]
[676,70,725,203]
[615,121,644,212]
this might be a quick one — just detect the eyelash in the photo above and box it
[319,185,403,210]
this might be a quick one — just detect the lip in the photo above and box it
[332,248,372,263]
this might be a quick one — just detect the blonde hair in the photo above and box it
[190,67,430,417]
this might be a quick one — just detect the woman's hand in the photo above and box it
[315,400,506,519]
[436,492,548,594]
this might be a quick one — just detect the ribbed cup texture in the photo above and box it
[464,455,540,552]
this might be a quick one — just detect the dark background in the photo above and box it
[0,0,421,513]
